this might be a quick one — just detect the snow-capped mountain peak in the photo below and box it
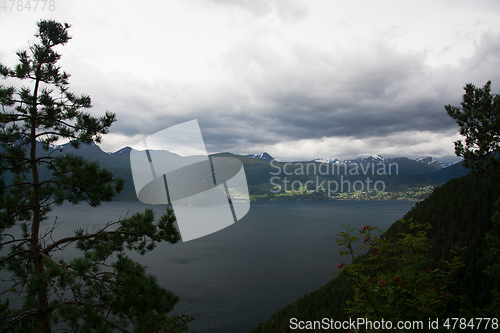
[312,158,343,165]
[416,156,436,164]
[311,155,386,165]
[415,156,442,169]
[370,154,385,161]
[246,152,276,162]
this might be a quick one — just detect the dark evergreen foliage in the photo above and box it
[0,20,192,332]
[445,81,500,182]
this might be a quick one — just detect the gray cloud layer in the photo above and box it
[89,30,499,161]
[1,0,499,162]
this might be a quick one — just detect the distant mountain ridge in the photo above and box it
[311,154,442,170]
[343,154,386,165]
[52,143,456,171]
[21,142,468,201]
[245,152,275,162]
[439,161,460,168]
[312,157,344,165]
[415,156,441,169]
[113,146,132,156]
[246,152,449,170]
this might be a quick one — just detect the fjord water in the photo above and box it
[13,200,415,332]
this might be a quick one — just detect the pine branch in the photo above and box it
[0,309,38,333]
[43,229,144,254]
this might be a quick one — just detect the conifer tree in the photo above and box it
[446,81,500,318]
[0,20,192,332]
[445,81,500,181]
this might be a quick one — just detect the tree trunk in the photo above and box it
[30,75,51,333]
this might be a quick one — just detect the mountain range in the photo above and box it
[247,152,453,169]
[51,142,453,172]
[29,142,469,201]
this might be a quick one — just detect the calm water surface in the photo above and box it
[4,200,416,333]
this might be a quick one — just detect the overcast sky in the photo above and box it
[1,0,499,162]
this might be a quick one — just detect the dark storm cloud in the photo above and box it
[191,35,500,153]
[83,28,499,159]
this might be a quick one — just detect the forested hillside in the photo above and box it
[251,173,500,332]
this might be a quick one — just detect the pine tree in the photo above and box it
[0,20,192,332]
[446,82,500,318]
[445,81,500,182]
